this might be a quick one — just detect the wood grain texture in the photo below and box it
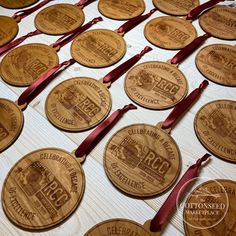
[98,0,145,20]
[0,0,39,9]
[152,0,199,16]
[0,0,236,235]
[144,16,197,49]
[199,6,236,40]
[196,44,236,87]
[34,4,85,35]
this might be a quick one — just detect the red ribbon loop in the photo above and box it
[76,0,97,7]
[12,0,53,21]
[17,58,76,106]
[150,153,211,232]
[0,29,42,57]
[52,17,103,49]
[186,0,224,20]
[171,33,211,65]
[75,104,137,158]
[161,80,209,130]
[116,8,157,34]
[103,46,152,84]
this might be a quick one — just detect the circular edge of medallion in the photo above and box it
[194,99,236,163]
[0,0,39,9]
[1,147,86,230]
[183,179,236,236]
[84,218,152,236]
[34,3,85,35]
[0,43,59,87]
[97,0,146,20]
[124,61,189,110]
[45,77,112,132]
[0,98,24,153]
[144,16,197,50]
[195,43,236,87]
[70,29,127,68]
[103,123,182,198]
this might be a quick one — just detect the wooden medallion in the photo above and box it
[144,16,197,49]
[184,179,236,235]
[0,16,18,47]
[0,43,59,86]
[152,0,199,16]
[2,148,85,230]
[0,98,24,152]
[104,123,181,197]
[71,29,126,68]
[199,7,236,40]
[0,0,39,9]
[124,61,188,109]
[195,100,236,163]
[196,44,236,87]
[34,4,85,35]
[98,0,145,20]
[45,77,112,131]
[85,218,152,236]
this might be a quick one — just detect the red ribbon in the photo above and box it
[51,17,103,49]
[116,8,157,34]
[12,0,54,21]
[0,29,42,57]
[150,153,210,232]
[75,104,137,157]
[162,80,209,129]
[17,58,76,106]
[171,33,211,65]
[103,46,152,84]
[76,0,97,7]
[186,0,224,20]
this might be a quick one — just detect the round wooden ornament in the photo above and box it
[98,0,145,20]
[144,16,197,49]
[2,148,85,230]
[45,77,112,132]
[124,61,188,109]
[195,100,236,163]
[34,3,85,35]
[0,16,19,46]
[184,179,236,236]
[0,43,59,86]
[0,0,39,9]
[196,44,236,87]
[104,123,181,197]
[85,219,153,236]
[199,6,236,40]
[0,98,24,153]
[152,0,199,16]
[71,9,156,68]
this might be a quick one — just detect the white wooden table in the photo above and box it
[0,1,235,235]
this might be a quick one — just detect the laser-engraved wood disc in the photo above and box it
[85,218,152,236]
[104,123,181,197]
[0,98,23,152]
[45,77,112,131]
[0,43,59,86]
[2,148,85,230]
[0,16,18,46]
[199,7,236,40]
[195,100,236,163]
[196,44,236,87]
[0,0,38,9]
[98,0,145,20]
[184,179,236,236]
[152,0,199,16]
[144,16,197,49]
[35,4,85,35]
[124,61,188,109]
[71,29,126,68]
